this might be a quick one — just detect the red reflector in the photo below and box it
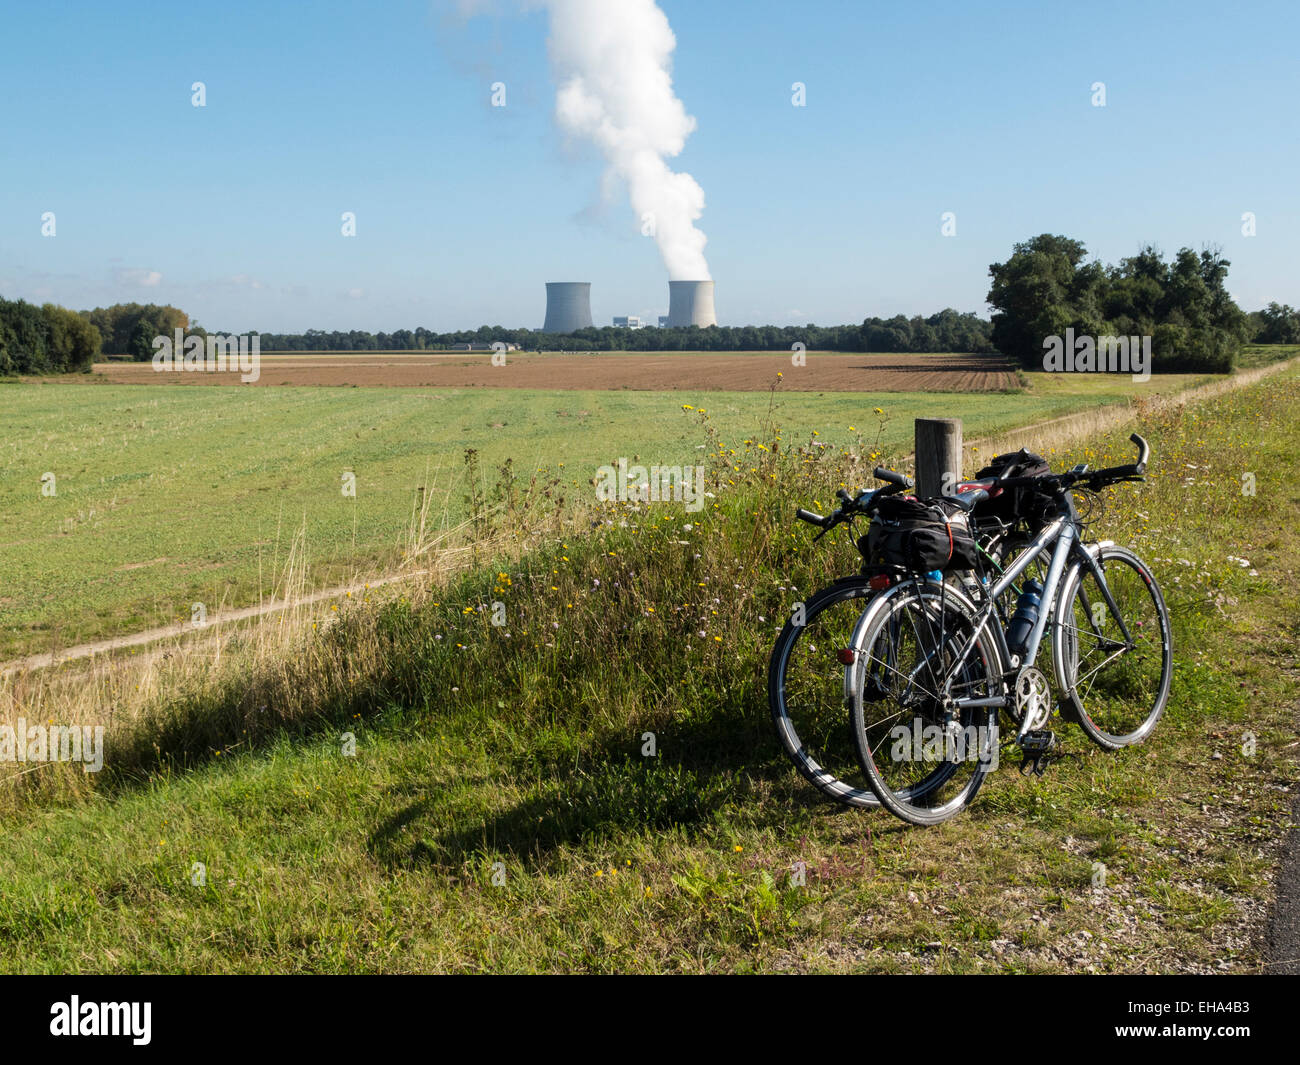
[836,648,856,665]
[868,574,891,591]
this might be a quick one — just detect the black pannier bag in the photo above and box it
[861,495,980,573]
[971,447,1054,527]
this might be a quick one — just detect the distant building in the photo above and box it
[449,342,520,352]
[613,316,646,330]
[658,316,670,328]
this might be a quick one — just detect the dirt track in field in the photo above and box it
[93,352,1017,392]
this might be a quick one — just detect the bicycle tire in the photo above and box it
[767,577,885,807]
[848,581,1003,826]
[1054,545,1172,749]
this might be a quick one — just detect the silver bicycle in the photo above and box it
[845,434,1173,826]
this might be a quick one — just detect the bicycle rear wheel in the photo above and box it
[768,577,978,809]
[1055,545,1172,749]
[768,578,885,807]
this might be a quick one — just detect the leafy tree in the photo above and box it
[128,319,157,362]
[83,303,189,356]
[0,307,12,376]
[987,234,1091,364]
[988,235,1250,373]
[42,303,101,372]
[2,298,52,372]
[1251,303,1300,344]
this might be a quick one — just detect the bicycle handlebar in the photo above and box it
[873,466,913,489]
[996,433,1150,493]
[794,466,913,533]
[794,437,1149,542]
[795,507,831,528]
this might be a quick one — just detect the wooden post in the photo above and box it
[915,418,962,499]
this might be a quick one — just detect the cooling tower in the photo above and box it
[542,282,594,333]
[666,281,717,328]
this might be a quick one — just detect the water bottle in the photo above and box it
[1006,580,1044,657]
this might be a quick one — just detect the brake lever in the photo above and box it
[810,510,838,541]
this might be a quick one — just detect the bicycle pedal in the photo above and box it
[1018,729,1057,754]
[1018,729,1057,776]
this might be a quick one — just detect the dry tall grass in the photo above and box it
[0,457,576,809]
[960,357,1298,468]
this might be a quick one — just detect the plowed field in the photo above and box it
[94,351,1017,392]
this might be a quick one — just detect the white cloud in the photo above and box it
[114,267,163,288]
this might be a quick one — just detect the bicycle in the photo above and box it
[767,466,1018,808]
[845,434,1172,826]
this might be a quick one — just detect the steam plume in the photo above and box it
[457,0,711,279]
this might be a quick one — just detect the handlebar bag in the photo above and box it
[971,447,1053,527]
[862,496,979,573]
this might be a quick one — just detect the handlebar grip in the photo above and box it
[796,508,829,528]
[874,466,913,489]
[1129,433,1149,473]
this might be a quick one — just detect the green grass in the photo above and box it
[1238,343,1300,369]
[0,370,1209,659]
[0,368,1296,972]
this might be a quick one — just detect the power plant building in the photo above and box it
[665,281,717,328]
[542,282,594,333]
[540,280,716,333]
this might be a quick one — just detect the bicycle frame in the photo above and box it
[841,486,1145,746]
[939,503,1137,739]
[974,516,1072,669]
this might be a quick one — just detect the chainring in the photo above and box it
[1014,666,1053,731]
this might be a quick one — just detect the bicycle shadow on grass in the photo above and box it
[365,702,880,871]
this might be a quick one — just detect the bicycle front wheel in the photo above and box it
[1055,545,1172,749]
[848,581,1002,826]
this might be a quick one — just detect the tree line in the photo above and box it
[0,298,197,375]
[987,234,1266,372]
[235,310,998,354]
[4,242,1298,375]
[0,297,101,375]
[1249,302,1300,344]
[82,303,192,360]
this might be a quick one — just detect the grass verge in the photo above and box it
[1,371,1297,972]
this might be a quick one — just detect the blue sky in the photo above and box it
[1,0,1296,332]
